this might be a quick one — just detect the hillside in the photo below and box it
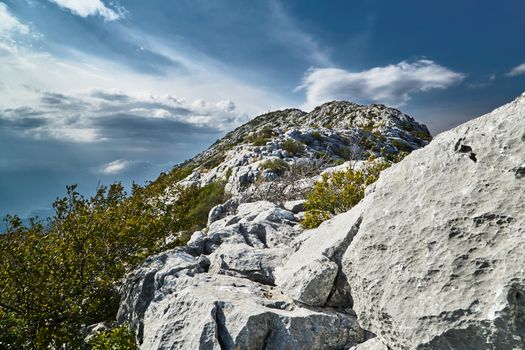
[152,101,431,205]
[0,99,432,348]
[117,93,525,349]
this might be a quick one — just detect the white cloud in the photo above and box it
[98,159,135,174]
[48,0,122,21]
[0,3,30,36]
[507,63,525,77]
[0,89,247,144]
[298,59,465,109]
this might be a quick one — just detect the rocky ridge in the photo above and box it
[117,94,525,349]
[163,101,431,201]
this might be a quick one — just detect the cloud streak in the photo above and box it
[47,0,123,21]
[0,3,30,36]
[299,59,465,108]
[97,159,145,174]
[507,63,525,77]
[0,89,244,144]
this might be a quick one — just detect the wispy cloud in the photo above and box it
[1,89,243,144]
[0,3,30,36]
[268,1,332,67]
[298,59,465,108]
[47,0,124,21]
[506,63,525,77]
[97,159,144,174]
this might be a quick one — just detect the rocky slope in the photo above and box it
[116,94,525,349]
[161,101,431,201]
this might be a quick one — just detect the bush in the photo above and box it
[282,138,304,156]
[302,161,390,228]
[301,209,331,229]
[89,325,138,350]
[0,179,228,348]
[310,131,323,141]
[247,126,275,146]
[260,159,289,176]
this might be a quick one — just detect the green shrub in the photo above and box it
[282,138,304,156]
[390,139,413,152]
[201,153,226,171]
[146,164,195,195]
[301,209,331,229]
[0,178,228,348]
[332,145,351,160]
[246,126,275,146]
[302,161,390,228]
[411,130,432,142]
[260,159,289,176]
[311,131,323,141]
[89,325,138,350]
[173,182,229,233]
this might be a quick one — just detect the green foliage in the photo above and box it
[246,126,275,146]
[411,130,433,142]
[332,145,351,160]
[310,131,323,141]
[201,153,226,171]
[89,325,138,350]
[0,178,228,348]
[171,182,229,233]
[146,164,195,195]
[390,139,413,152]
[281,138,304,156]
[301,209,331,229]
[225,167,233,180]
[302,161,391,228]
[260,159,289,176]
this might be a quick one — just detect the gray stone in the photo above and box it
[140,274,367,350]
[283,199,305,213]
[276,203,364,306]
[344,93,525,349]
[117,250,203,343]
[208,243,288,285]
[348,338,389,350]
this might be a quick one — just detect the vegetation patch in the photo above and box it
[302,160,391,229]
[282,138,304,156]
[260,159,289,176]
[0,177,228,348]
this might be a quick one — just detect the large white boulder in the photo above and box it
[344,93,525,349]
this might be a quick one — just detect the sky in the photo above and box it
[0,0,524,219]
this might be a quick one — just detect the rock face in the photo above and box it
[343,93,525,348]
[118,200,369,349]
[118,95,525,349]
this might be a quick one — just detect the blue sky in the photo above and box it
[0,0,524,218]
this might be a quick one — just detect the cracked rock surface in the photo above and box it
[344,93,525,349]
[118,200,369,349]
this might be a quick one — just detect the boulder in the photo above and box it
[140,274,368,350]
[276,203,364,307]
[208,243,288,285]
[343,93,525,349]
[117,250,204,343]
[283,199,305,213]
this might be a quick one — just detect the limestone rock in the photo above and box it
[283,199,305,213]
[208,243,288,285]
[276,203,364,307]
[117,250,204,343]
[343,93,525,349]
[140,274,368,350]
[348,338,389,350]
